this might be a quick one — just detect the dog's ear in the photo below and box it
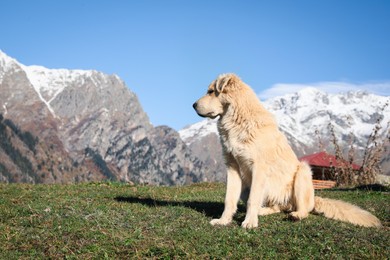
[215,74,234,93]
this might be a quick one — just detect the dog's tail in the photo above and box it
[313,196,381,227]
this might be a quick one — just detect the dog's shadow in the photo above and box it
[114,196,246,221]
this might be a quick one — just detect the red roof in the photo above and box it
[299,151,361,170]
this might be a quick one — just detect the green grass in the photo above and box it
[0,182,388,259]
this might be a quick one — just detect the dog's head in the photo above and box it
[193,73,241,119]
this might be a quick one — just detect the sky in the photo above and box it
[1,0,390,130]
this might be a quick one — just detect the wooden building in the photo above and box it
[299,151,361,189]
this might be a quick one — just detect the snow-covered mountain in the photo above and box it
[180,87,390,179]
[265,88,390,153]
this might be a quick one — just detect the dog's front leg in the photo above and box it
[210,163,241,226]
[241,164,266,229]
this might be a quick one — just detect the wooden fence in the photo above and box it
[312,179,336,189]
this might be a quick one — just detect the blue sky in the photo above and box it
[1,0,389,130]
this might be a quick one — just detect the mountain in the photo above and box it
[0,50,206,185]
[180,88,390,180]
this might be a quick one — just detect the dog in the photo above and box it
[193,73,381,228]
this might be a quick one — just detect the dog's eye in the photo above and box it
[207,89,214,95]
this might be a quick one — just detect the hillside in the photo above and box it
[0,183,388,258]
[0,113,102,183]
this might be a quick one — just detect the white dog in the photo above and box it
[193,73,381,228]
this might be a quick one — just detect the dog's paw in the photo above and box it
[210,218,231,226]
[288,211,308,221]
[241,217,258,229]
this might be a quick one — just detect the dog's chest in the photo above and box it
[219,127,252,161]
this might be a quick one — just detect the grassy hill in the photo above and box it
[0,182,388,259]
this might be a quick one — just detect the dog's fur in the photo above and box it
[193,73,381,228]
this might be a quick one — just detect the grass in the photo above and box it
[0,182,388,259]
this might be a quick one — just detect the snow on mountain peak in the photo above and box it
[0,50,17,68]
[21,64,100,103]
[266,88,389,146]
[0,50,23,83]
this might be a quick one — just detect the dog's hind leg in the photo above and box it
[289,162,315,220]
[258,205,281,216]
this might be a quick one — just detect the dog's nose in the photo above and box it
[193,102,198,110]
